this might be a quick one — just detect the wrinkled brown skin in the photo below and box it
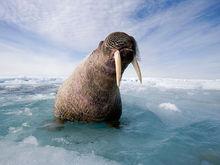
[54,32,137,122]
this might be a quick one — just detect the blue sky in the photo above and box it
[0,0,219,79]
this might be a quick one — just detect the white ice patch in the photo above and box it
[4,85,22,89]
[8,127,23,134]
[5,108,32,116]
[158,103,180,112]
[31,93,55,100]
[23,108,33,116]
[22,123,30,127]
[121,78,220,90]
[3,78,38,85]
[52,137,70,145]
[0,77,63,85]
[22,136,38,146]
[0,140,120,165]
[2,77,220,90]
[4,110,23,115]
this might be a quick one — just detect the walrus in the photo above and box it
[54,32,142,122]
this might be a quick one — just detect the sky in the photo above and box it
[0,0,220,79]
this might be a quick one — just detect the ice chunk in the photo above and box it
[22,123,30,127]
[4,108,32,116]
[158,102,180,112]
[23,108,32,116]
[22,136,38,146]
[0,140,120,165]
[8,127,23,134]
[121,78,220,90]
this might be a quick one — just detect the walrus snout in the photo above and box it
[120,48,135,63]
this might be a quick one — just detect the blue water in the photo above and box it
[0,77,220,165]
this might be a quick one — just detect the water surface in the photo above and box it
[0,77,220,165]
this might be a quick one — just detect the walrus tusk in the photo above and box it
[132,57,142,83]
[114,50,122,87]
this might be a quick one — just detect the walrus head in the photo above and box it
[101,32,142,87]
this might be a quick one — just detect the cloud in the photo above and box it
[0,42,76,77]
[0,0,142,51]
[135,0,220,78]
[0,0,219,78]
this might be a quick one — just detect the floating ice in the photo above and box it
[8,127,23,134]
[22,123,30,127]
[4,110,23,115]
[1,77,220,90]
[22,136,38,146]
[158,103,180,112]
[0,140,120,165]
[4,108,32,116]
[121,78,220,90]
[0,77,63,85]
[31,93,55,100]
[52,137,70,145]
[23,108,33,116]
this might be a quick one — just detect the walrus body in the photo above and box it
[54,32,141,122]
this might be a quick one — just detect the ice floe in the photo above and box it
[121,77,220,90]
[158,103,180,112]
[8,127,23,134]
[1,77,220,90]
[4,108,32,116]
[0,139,120,165]
[22,136,38,146]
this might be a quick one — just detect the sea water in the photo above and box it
[0,77,220,165]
